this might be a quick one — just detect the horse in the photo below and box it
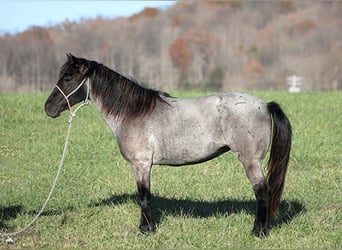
[45,53,292,237]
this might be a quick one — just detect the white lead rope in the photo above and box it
[1,119,73,244]
[1,79,90,244]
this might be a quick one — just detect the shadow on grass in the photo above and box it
[0,195,304,233]
[91,193,305,231]
[0,205,76,231]
[0,205,23,230]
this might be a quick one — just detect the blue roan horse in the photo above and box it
[45,53,292,237]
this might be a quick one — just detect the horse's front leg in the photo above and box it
[132,163,154,234]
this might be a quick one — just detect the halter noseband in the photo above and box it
[55,78,90,118]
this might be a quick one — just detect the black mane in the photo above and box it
[88,60,169,120]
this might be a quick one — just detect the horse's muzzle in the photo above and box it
[45,101,60,118]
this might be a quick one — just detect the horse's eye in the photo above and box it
[64,76,72,81]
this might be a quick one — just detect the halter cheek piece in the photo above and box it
[55,78,90,118]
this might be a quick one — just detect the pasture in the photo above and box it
[0,91,341,248]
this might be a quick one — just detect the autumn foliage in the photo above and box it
[129,7,159,22]
[183,25,219,59]
[169,38,192,74]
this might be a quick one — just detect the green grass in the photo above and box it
[0,91,341,248]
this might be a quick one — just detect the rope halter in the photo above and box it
[55,78,90,121]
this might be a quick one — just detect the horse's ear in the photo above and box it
[66,52,88,75]
[66,52,76,63]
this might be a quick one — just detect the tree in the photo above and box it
[169,37,192,75]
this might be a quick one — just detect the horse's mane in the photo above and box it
[88,60,169,120]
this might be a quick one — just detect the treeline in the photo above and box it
[0,1,341,92]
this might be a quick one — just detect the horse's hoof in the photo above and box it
[139,224,155,235]
[252,226,268,238]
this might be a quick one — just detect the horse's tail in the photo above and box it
[266,101,292,218]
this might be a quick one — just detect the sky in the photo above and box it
[0,1,176,34]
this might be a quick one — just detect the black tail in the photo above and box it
[266,102,292,218]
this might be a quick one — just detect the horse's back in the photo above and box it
[162,92,269,126]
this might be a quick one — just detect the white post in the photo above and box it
[287,74,302,93]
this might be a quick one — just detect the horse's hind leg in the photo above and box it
[238,156,269,237]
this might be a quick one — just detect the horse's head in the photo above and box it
[45,53,91,118]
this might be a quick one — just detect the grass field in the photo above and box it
[0,91,341,248]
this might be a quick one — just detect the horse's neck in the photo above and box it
[88,72,159,134]
[90,87,122,134]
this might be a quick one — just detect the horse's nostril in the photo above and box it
[45,101,60,118]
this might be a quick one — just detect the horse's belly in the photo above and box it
[152,136,228,166]
[154,147,230,166]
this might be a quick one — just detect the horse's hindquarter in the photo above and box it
[218,93,271,159]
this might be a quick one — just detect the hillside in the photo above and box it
[0,1,341,92]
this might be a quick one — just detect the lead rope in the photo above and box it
[1,79,90,244]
